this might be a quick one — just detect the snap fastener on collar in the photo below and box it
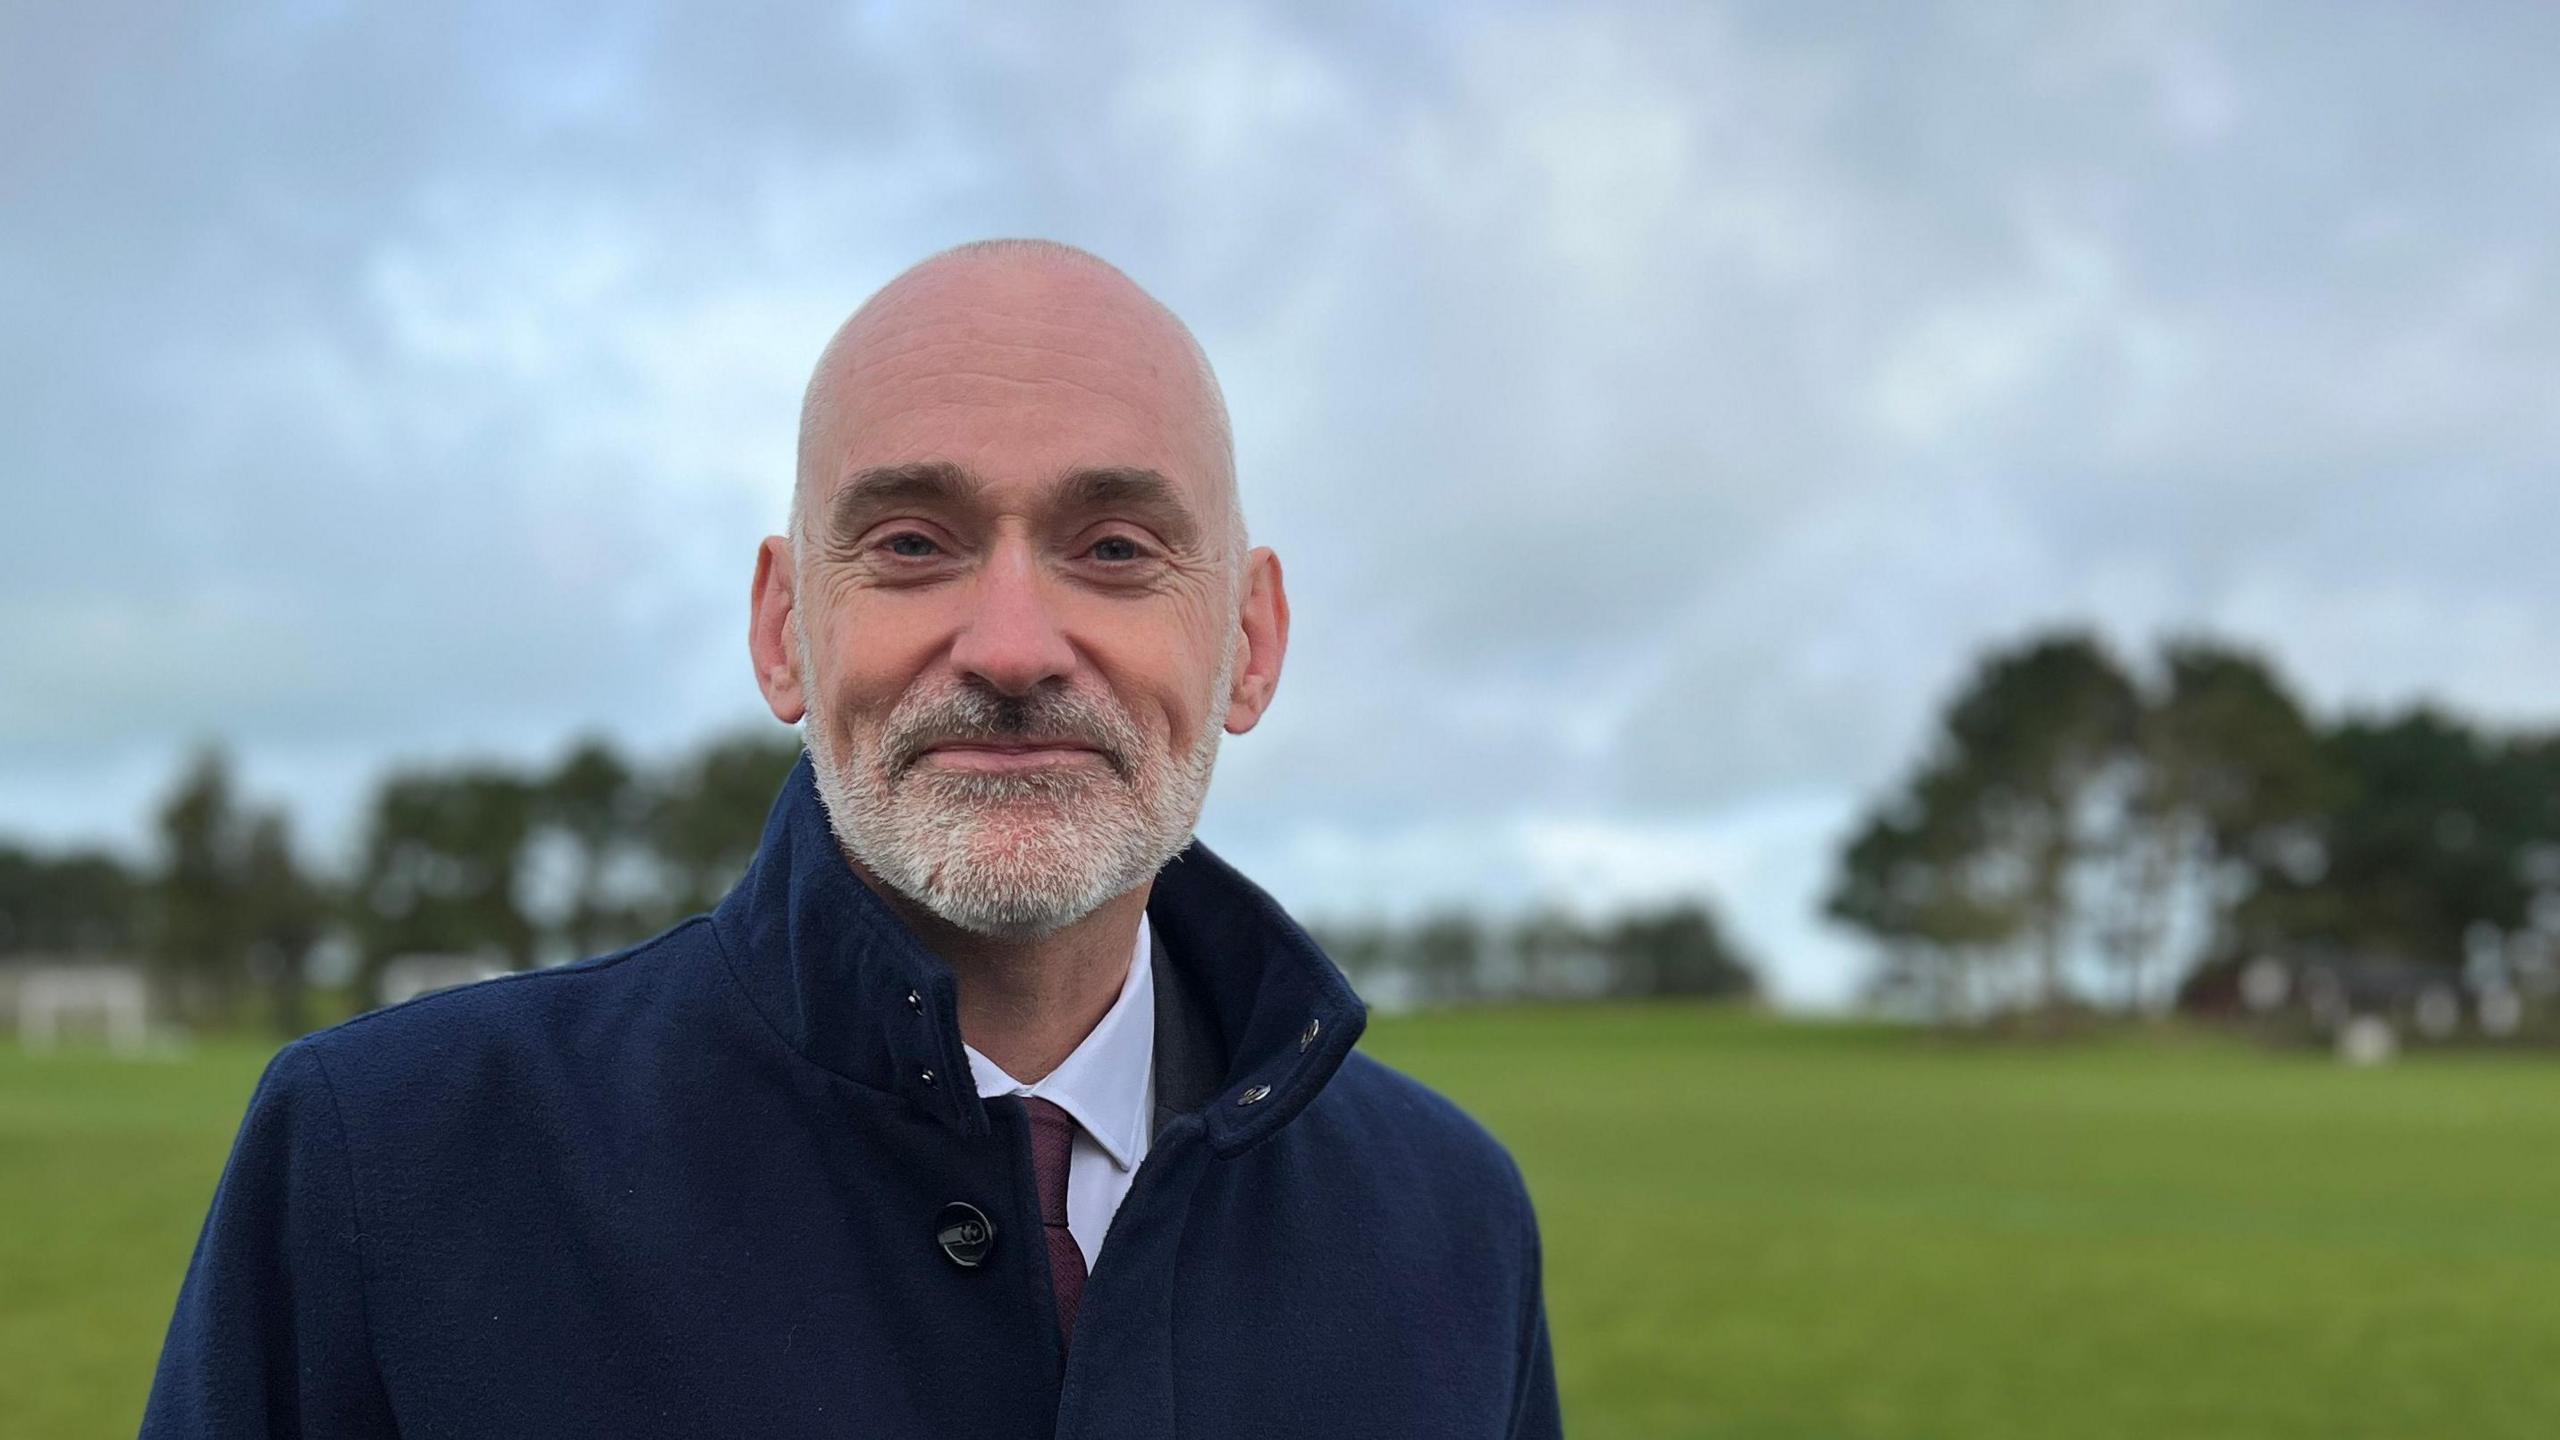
[1299,1017,1321,1052]
[1237,1083,1271,1106]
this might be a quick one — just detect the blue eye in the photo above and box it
[883,533,940,558]
[1090,537,1144,562]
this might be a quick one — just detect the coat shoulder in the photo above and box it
[1304,1048,1537,1220]
[291,917,724,1106]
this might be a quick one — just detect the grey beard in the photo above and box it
[797,617,1233,939]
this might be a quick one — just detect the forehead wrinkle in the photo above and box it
[826,363,1225,531]
[858,366,1159,415]
[864,309,1174,364]
[843,287,1212,409]
[839,328,1205,432]
[864,289,1180,350]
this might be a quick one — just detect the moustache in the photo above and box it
[883,685,1139,782]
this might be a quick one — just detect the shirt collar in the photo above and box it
[961,912,1156,1172]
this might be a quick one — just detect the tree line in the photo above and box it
[1312,905,1757,1009]
[0,733,806,1034]
[1829,629,2560,1025]
[17,626,2554,1038]
[2,731,1757,1036]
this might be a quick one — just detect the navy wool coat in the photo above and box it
[143,755,1563,1438]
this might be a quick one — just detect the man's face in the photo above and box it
[762,259,1266,939]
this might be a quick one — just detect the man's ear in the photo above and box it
[1224,547,1289,735]
[749,536,808,724]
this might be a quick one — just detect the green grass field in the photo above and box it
[7,1007,2558,1437]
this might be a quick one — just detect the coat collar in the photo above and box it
[711,751,1368,1158]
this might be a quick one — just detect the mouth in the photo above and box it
[911,740,1114,775]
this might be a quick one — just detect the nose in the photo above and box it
[947,535,1077,696]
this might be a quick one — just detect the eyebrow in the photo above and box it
[823,461,986,549]
[823,460,1205,551]
[1051,465,1204,551]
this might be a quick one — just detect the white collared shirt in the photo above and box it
[962,912,1156,1274]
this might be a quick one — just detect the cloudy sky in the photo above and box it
[7,1,2558,1005]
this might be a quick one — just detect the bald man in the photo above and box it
[142,241,1562,1440]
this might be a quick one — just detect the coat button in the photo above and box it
[1299,1017,1321,1052]
[1237,1083,1271,1106]
[936,1202,996,1268]
[907,989,923,1013]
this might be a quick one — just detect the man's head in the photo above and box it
[749,240,1289,939]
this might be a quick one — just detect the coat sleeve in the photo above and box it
[140,1040,399,1438]
[1504,1178,1563,1440]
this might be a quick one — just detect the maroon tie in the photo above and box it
[1022,1097,1087,1343]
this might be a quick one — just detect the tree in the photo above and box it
[141,747,334,1033]
[2113,640,2337,1007]
[354,766,540,1001]
[1830,761,2024,1017]
[1307,920,1394,998]
[647,732,806,920]
[2268,709,2534,969]
[538,737,650,958]
[155,747,252,1026]
[239,811,328,1036]
[1511,909,1595,1000]
[1951,634,2144,1011]
[1408,913,1485,1004]
[0,845,148,957]
[1599,903,1756,1000]
[1829,633,2141,1019]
